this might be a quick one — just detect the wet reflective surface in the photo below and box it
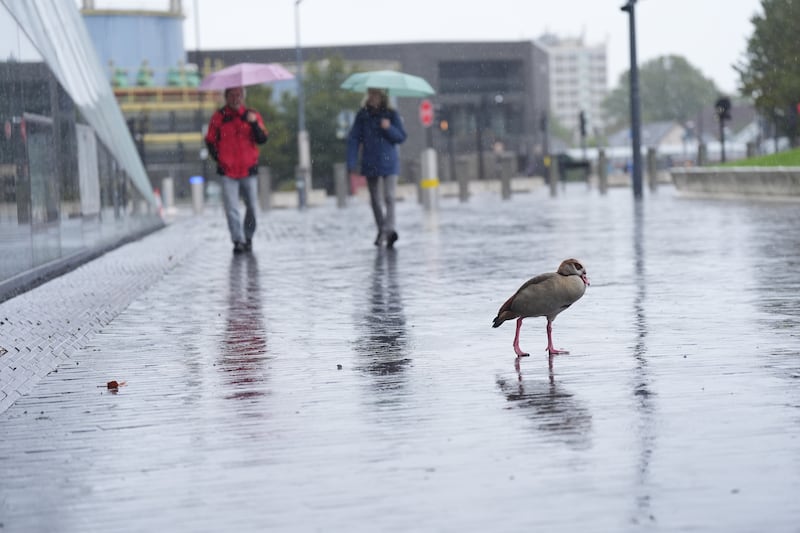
[1,185,799,531]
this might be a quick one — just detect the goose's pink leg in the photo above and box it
[513,317,529,357]
[546,319,569,355]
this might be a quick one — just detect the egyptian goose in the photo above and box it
[492,258,589,357]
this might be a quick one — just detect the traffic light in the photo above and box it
[436,105,450,133]
[579,110,587,137]
[715,96,732,163]
[715,97,732,121]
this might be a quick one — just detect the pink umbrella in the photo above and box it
[198,62,294,90]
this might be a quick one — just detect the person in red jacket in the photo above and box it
[205,86,268,253]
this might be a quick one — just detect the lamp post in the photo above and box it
[193,0,207,180]
[295,0,310,209]
[621,0,643,199]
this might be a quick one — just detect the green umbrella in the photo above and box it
[340,70,436,97]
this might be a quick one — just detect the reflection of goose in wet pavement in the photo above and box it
[497,361,592,450]
[220,253,268,401]
[354,249,410,396]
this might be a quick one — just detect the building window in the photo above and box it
[438,60,524,95]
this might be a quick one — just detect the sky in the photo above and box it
[94,0,763,94]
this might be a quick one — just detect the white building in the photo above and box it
[538,34,608,141]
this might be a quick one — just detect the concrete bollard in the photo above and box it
[420,148,439,211]
[647,147,658,192]
[456,156,469,202]
[500,154,512,200]
[258,166,271,212]
[334,162,347,208]
[161,177,175,212]
[295,165,308,210]
[548,155,559,197]
[189,175,204,214]
[598,149,608,195]
[698,143,708,167]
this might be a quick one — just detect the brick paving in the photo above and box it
[0,218,201,413]
[1,187,799,532]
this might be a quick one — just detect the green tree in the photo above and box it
[248,55,363,191]
[546,110,573,145]
[303,56,364,191]
[603,55,719,130]
[736,0,800,145]
[244,85,295,190]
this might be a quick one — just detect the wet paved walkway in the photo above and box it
[1,184,799,532]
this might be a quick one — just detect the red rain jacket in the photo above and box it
[205,105,268,178]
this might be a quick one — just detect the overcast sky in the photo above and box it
[94,0,763,94]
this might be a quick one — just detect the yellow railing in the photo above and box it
[119,101,218,113]
[113,87,220,104]
[114,87,220,113]
[142,132,203,145]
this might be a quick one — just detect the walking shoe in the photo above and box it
[233,241,246,254]
[374,231,383,246]
[386,231,398,249]
[244,238,252,252]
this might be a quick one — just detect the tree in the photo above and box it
[247,55,363,191]
[546,110,573,145]
[603,55,719,130]
[242,84,290,183]
[303,56,364,192]
[736,0,800,146]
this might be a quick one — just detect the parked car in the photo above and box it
[556,153,590,180]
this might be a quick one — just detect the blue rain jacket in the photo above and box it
[346,106,407,178]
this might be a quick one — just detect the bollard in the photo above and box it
[646,147,658,192]
[456,156,470,202]
[189,175,204,214]
[697,143,708,167]
[334,162,347,208]
[161,177,175,212]
[598,149,608,195]
[153,188,163,217]
[420,148,439,211]
[500,154,512,200]
[548,155,559,197]
[295,165,308,210]
[258,166,271,212]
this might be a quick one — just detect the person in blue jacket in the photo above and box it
[347,88,407,248]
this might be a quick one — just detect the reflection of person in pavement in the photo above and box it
[354,249,409,392]
[496,363,592,449]
[221,253,268,400]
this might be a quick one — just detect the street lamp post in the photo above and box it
[622,0,643,199]
[193,0,207,180]
[295,0,310,209]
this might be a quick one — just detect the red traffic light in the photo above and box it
[419,99,434,127]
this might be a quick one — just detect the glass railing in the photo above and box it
[0,1,162,297]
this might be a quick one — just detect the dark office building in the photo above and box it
[189,41,550,182]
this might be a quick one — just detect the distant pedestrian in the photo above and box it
[205,86,268,254]
[347,88,407,248]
